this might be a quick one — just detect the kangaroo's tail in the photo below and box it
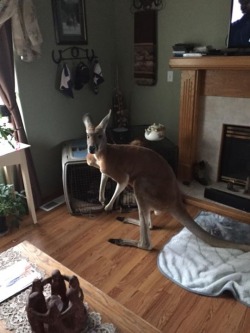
[171,206,250,252]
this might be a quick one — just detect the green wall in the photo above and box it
[15,0,116,199]
[15,0,231,200]
[115,0,231,141]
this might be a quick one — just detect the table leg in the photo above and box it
[3,165,15,185]
[19,150,37,224]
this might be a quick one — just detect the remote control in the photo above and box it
[183,53,203,57]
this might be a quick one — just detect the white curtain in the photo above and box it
[0,0,43,62]
[0,3,43,204]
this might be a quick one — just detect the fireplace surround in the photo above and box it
[169,56,250,222]
[219,124,250,185]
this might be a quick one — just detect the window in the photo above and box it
[0,97,11,126]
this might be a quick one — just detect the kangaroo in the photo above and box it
[83,110,250,251]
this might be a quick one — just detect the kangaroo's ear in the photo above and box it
[96,109,112,131]
[83,113,93,130]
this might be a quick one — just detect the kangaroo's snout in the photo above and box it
[89,145,96,154]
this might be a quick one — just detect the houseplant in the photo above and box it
[0,124,15,148]
[0,184,27,235]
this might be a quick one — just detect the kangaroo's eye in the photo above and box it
[98,134,102,139]
[87,134,90,139]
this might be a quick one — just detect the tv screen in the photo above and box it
[227,0,250,48]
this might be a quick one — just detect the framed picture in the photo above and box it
[52,0,87,45]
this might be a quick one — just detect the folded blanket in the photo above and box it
[158,211,250,307]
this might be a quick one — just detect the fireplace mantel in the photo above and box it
[169,55,250,70]
[170,56,250,222]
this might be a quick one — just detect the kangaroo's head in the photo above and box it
[83,110,111,155]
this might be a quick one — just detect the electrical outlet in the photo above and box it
[167,70,173,82]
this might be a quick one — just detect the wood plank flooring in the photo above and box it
[1,204,250,333]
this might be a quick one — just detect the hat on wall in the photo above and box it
[88,59,104,94]
[60,64,74,98]
[74,62,90,90]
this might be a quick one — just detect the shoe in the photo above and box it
[0,228,9,237]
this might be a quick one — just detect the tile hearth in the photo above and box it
[179,180,250,222]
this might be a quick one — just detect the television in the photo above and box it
[227,0,250,49]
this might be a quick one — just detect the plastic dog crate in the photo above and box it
[62,138,115,215]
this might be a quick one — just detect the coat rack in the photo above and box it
[130,0,164,12]
[51,46,96,64]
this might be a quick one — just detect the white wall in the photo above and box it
[198,96,250,182]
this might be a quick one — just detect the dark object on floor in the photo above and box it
[193,160,209,185]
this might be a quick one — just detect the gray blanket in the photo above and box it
[157,211,250,307]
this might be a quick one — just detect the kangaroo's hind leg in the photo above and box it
[109,206,152,250]
[116,186,153,229]
[99,173,109,205]
[116,210,153,229]
[104,175,129,211]
[109,183,152,250]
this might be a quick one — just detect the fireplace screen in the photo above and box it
[219,125,250,186]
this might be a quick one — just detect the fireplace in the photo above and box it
[169,56,250,222]
[219,124,250,186]
[202,123,250,213]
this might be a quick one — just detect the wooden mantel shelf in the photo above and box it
[169,55,250,221]
[169,55,250,70]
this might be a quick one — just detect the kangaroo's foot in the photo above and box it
[108,238,152,250]
[116,216,154,230]
[116,216,140,226]
[99,197,105,206]
[104,202,115,212]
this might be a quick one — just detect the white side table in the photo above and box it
[0,143,37,224]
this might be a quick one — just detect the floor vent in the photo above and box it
[40,195,65,212]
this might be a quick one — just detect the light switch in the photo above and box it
[167,70,173,82]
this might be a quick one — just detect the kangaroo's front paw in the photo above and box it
[99,196,105,205]
[104,203,114,211]
[109,238,127,246]
[116,216,125,222]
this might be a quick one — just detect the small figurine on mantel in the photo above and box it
[26,270,88,333]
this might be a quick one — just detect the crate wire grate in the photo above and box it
[62,138,139,215]
[66,163,103,214]
[62,139,115,215]
[68,164,117,214]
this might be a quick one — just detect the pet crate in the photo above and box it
[62,138,115,215]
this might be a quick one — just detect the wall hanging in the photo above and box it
[134,10,157,86]
[131,0,165,86]
[51,0,87,45]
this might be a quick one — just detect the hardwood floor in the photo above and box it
[1,204,250,332]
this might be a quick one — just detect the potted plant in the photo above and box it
[0,184,27,236]
[0,125,15,148]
